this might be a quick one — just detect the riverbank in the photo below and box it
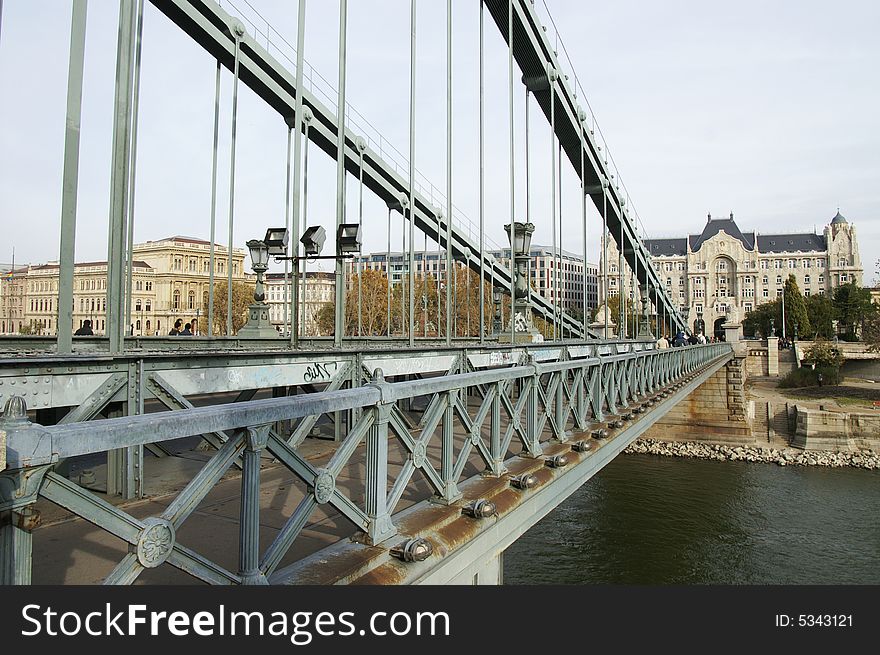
[624,438,880,470]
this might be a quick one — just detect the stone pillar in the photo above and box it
[767,336,779,377]
[724,322,742,344]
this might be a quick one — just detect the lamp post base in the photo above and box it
[498,308,543,343]
[498,330,543,344]
[237,303,279,338]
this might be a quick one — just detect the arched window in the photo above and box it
[136,320,141,331]
[202,291,209,311]
[145,301,151,312]
[188,291,196,310]
[146,320,151,333]
[135,300,142,312]
[173,290,181,310]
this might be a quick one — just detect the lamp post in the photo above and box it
[492,286,503,336]
[237,239,279,338]
[499,222,542,343]
[638,283,653,339]
[832,319,839,344]
[422,293,428,338]
[250,225,360,343]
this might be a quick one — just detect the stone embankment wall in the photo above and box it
[643,355,752,444]
[793,406,880,451]
[625,438,879,470]
[643,342,879,456]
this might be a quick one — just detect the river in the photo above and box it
[504,453,880,584]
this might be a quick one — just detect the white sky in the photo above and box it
[0,0,877,283]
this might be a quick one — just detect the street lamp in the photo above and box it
[492,286,503,336]
[638,283,653,339]
[237,239,278,338]
[500,222,541,343]
[301,226,327,257]
[264,227,289,256]
[336,224,362,255]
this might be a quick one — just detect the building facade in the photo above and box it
[132,236,247,335]
[0,236,248,336]
[265,271,336,336]
[600,211,863,338]
[0,267,28,335]
[349,245,598,319]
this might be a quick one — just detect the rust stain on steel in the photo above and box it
[542,443,572,457]
[395,503,459,536]
[288,546,387,585]
[350,562,408,585]
[435,515,483,550]
[490,488,520,515]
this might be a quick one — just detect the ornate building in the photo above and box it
[0,236,247,336]
[132,236,247,335]
[600,211,863,338]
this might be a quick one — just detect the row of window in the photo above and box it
[761,258,833,270]
[662,273,830,288]
[77,279,106,291]
[172,257,239,275]
[30,281,57,293]
[171,290,210,311]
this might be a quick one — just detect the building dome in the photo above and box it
[831,210,848,225]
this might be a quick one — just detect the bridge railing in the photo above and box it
[0,342,731,584]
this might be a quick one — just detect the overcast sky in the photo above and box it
[0,0,877,283]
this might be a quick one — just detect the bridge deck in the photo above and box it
[14,345,728,584]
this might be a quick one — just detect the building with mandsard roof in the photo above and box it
[601,211,862,339]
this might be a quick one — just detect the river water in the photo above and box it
[504,453,880,584]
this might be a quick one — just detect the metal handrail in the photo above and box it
[3,342,731,469]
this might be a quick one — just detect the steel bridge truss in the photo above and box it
[0,342,730,584]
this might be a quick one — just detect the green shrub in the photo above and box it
[803,340,843,369]
[778,365,841,388]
